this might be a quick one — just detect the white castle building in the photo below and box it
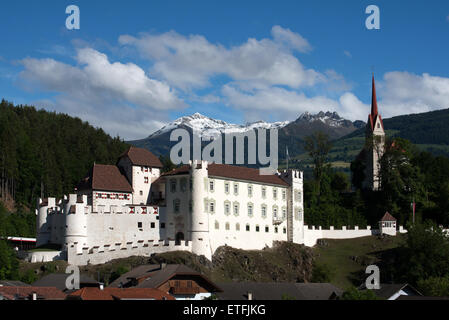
[34,146,308,265]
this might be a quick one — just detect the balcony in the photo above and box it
[170,286,200,295]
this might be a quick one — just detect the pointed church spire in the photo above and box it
[371,74,378,116]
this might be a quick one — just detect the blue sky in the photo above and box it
[1,0,449,139]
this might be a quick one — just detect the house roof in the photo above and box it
[0,280,31,287]
[215,282,343,300]
[360,283,422,299]
[119,146,163,168]
[32,273,99,292]
[108,264,222,292]
[381,212,397,222]
[67,287,174,300]
[162,163,290,187]
[76,164,133,193]
[0,286,66,300]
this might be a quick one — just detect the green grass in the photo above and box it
[314,234,406,290]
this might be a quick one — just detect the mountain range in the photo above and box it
[128,111,364,158]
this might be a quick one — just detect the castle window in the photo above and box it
[150,222,155,229]
[236,223,240,231]
[140,191,143,196]
[209,180,214,192]
[170,179,177,193]
[209,201,215,213]
[233,202,239,216]
[224,202,230,215]
[283,227,287,234]
[225,222,230,231]
[273,207,278,218]
[261,205,267,218]
[282,190,286,200]
[181,178,187,192]
[144,177,149,184]
[275,227,278,233]
[233,183,239,195]
[265,226,269,233]
[282,208,286,219]
[173,199,180,213]
[224,182,230,194]
[256,225,260,232]
[247,203,253,217]
[161,223,166,229]
[248,185,253,197]
[137,222,142,229]
[273,188,277,200]
[246,224,250,232]
[215,221,219,230]
[262,186,266,198]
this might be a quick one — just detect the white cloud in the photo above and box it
[343,50,352,58]
[118,26,323,91]
[379,71,449,117]
[19,48,185,139]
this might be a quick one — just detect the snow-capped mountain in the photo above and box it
[147,112,291,140]
[128,111,364,159]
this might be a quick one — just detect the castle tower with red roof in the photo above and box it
[363,75,385,191]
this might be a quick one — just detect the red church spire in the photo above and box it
[371,74,378,116]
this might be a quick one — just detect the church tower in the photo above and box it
[363,75,385,191]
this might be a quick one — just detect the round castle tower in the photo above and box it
[64,194,87,252]
[36,197,56,247]
[189,160,212,260]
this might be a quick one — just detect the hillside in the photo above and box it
[0,100,130,211]
[18,236,405,290]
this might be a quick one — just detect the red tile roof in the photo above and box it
[0,286,66,300]
[67,287,175,300]
[162,163,289,186]
[381,212,397,221]
[119,146,163,168]
[76,164,133,193]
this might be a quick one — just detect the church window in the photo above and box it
[139,191,143,196]
[377,123,380,128]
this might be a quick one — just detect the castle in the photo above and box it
[32,77,404,266]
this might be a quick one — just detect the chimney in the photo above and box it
[247,292,253,300]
